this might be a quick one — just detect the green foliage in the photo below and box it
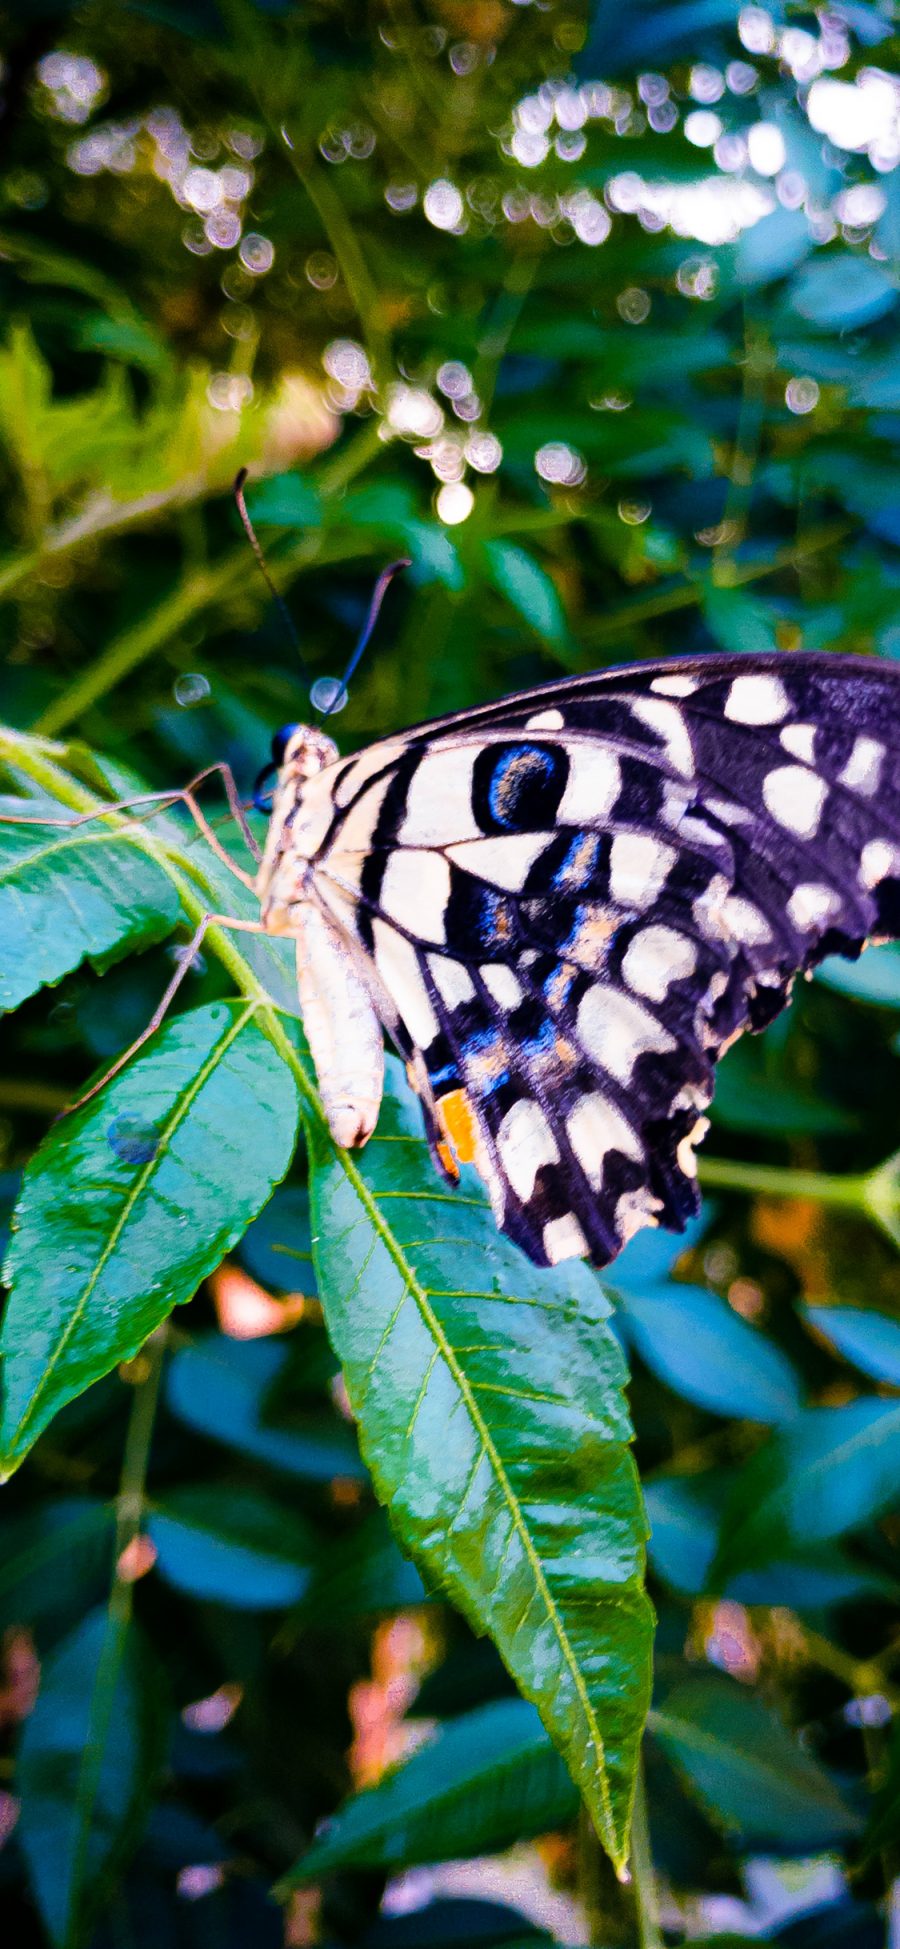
[1,2,900,1945]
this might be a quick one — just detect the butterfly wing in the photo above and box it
[309,653,900,1268]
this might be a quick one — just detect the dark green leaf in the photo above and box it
[0,1004,299,1473]
[284,1700,577,1884]
[649,1678,861,1849]
[308,1058,653,1872]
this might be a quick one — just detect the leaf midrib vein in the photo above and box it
[326,1138,619,1860]
[5,1001,257,1457]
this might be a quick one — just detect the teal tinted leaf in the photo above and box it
[16,1608,167,1947]
[483,542,571,653]
[244,473,321,526]
[615,1283,801,1423]
[701,586,779,657]
[148,1484,314,1609]
[0,800,180,1012]
[645,1474,719,1596]
[735,208,811,288]
[309,1058,653,1872]
[0,1003,299,1474]
[649,1678,860,1850]
[790,256,897,330]
[237,1184,312,1290]
[165,1332,365,1480]
[802,1306,900,1387]
[714,1401,900,1580]
[284,1700,577,1885]
[816,944,900,1006]
[646,1474,892,1608]
[75,315,167,372]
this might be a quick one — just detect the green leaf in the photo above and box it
[283,1699,577,1884]
[0,1003,299,1474]
[0,796,180,1012]
[303,1510,430,1621]
[165,1332,366,1480]
[614,1282,802,1424]
[701,585,780,657]
[482,541,571,653]
[649,1678,861,1850]
[0,1498,115,1637]
[244,472,322,526]
[308,1058,653,1872]
[16,1607,167,1948]
[802,1306,900,1388]
[713,1400,900,1580]
[148,1483,315,1609]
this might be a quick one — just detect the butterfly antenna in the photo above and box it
[233,468,313,684]
[323,557,411,716]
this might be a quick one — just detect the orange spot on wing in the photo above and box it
[436,1141,460,1181]
[437,1088,480,1166]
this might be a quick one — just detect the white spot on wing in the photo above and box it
[398,748,481,846]
[629,695,694,776]
[577,983,675,1084]
[497,1098,560,1202]
[840,735,883,796]
[381,850,450,942]
[543,1212,589,1263]
[780,723,816,763]
[650,672,698,697]
[860,838,900,889]
[557,746,621,825]
[616,1188,661,1244]
[721,895,772,946]
[763,764,827,838]
[525,707,564,731]
[480,964,524,1009]
[372,921,439,1048]
[788,883,839,931]
[622,924,697,1000]
[566,1093,642,1189]
[446,832,549,890]
[725,673,790,725]
[609,832,675,906]
[333,740,406,809]
[429,955,476,1008]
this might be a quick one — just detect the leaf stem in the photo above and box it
[698,1155,870,1209]
[629,1763,664,1949]
[64,1325,166,1939]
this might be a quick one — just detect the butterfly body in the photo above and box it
[256,653,900,1271]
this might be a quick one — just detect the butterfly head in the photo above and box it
[253,722,339,811]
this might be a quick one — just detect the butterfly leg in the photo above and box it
[0,763,261,887]
[63,911,269,1116]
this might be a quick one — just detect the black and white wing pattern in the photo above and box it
[308,652,900,1270]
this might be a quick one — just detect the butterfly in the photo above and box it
[254,651,900,1272]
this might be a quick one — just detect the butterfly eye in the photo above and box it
[271,723,300,766]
